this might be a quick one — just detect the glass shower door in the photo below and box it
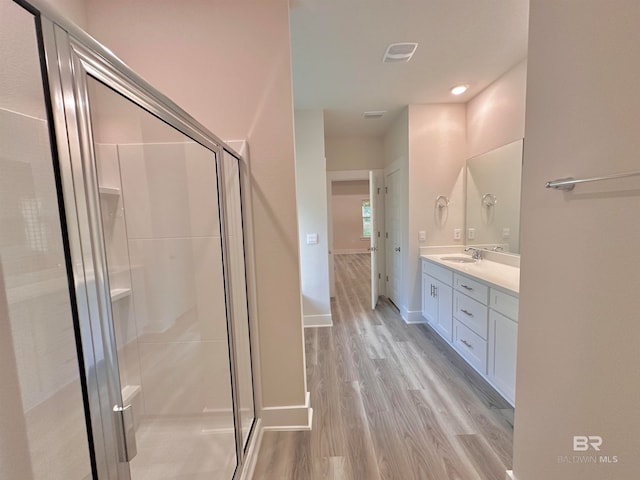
[0,1,92,478]
[84,77,238,479]
[220,150,255,449]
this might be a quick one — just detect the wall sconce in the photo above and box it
[434,195,450,226]
[482,193,497,207]
[435,195,450,209]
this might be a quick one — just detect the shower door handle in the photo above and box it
[113,404,137,462]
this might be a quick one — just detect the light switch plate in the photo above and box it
[502,227,511,239]
[306,233,318,245]
[419,230,426,242]
[467,228,475,240]
[454,228,462,240]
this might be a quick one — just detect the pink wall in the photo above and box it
[332,180,369,253]
[325,136,385,171]
[406,104,467,316]
[514,1,640,478]
[45,0,88,29]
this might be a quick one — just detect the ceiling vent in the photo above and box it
[383,43,418,63]
[362,110,387,119]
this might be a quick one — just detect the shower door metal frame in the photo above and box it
[32,2,257,477]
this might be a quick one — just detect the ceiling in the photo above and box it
[289,0,529,137]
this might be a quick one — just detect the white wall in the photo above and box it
[85,0,308,421]
[294,109,332,327]
[513,1,640,478]
[383,108,409,168]
[332,180,370,253]
[406,104,466,320]
[467,59,527,158]
[325,135,384,171]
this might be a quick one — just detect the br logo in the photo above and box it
[573,436,603,452]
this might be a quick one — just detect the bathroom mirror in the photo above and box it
[465,139,523,254]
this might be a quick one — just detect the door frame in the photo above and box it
[383,159,405,311]
[326,169,385,299]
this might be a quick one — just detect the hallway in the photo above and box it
[254,253,513,479]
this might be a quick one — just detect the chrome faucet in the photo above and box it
[464,247,483,260]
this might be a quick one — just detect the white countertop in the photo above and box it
[421,253,520,295]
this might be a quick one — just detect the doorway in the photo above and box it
[326,170,384,309]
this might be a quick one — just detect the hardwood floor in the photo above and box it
[253,253,514,480]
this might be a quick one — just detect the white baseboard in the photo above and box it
[303,313,333,327]
[334,249,369,255]
[403,310,426,324]
[261,391,313,431]
[238,418,263,480]
[506,470,516,480]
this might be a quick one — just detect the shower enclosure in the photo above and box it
[1,0,256,478]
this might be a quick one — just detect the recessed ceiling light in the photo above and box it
[362,110,387,119]
[383,43,418,63]
[450,84,469,96]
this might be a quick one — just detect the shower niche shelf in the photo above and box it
[121,384,141,405]
[110,288,131,302]
[99,186,121,196]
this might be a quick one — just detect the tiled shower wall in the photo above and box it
[98,142,234,419]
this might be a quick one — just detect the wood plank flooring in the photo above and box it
[253,253,514,480]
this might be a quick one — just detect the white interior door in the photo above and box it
[369,171,379,310]
[369,171,379,309]
[385,169,401,306]
[327,177,335,297]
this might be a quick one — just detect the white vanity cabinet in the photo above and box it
[421,261,453,342]
[421,257,519,406]
[452,273,489,374]
[488,290,519,404]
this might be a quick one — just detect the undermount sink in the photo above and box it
[440,256,477,264]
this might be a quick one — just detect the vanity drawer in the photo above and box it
[490,289,519,321]
[453,320,487,374]
[422,259,453,286]
[454,273,489,304]
[454,291,488,339]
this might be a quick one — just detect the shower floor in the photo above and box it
[130,414,237,480]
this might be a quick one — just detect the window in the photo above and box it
[362,199,371,238]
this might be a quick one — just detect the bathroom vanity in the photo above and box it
[421,253,519,405]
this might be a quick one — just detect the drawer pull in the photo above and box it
[461,339,473,349]
[460,308,473,317]
[460,284,473,291]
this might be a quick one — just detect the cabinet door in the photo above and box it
[422,273,438,324]
[435,280,453,342]
[488,310,518,404]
